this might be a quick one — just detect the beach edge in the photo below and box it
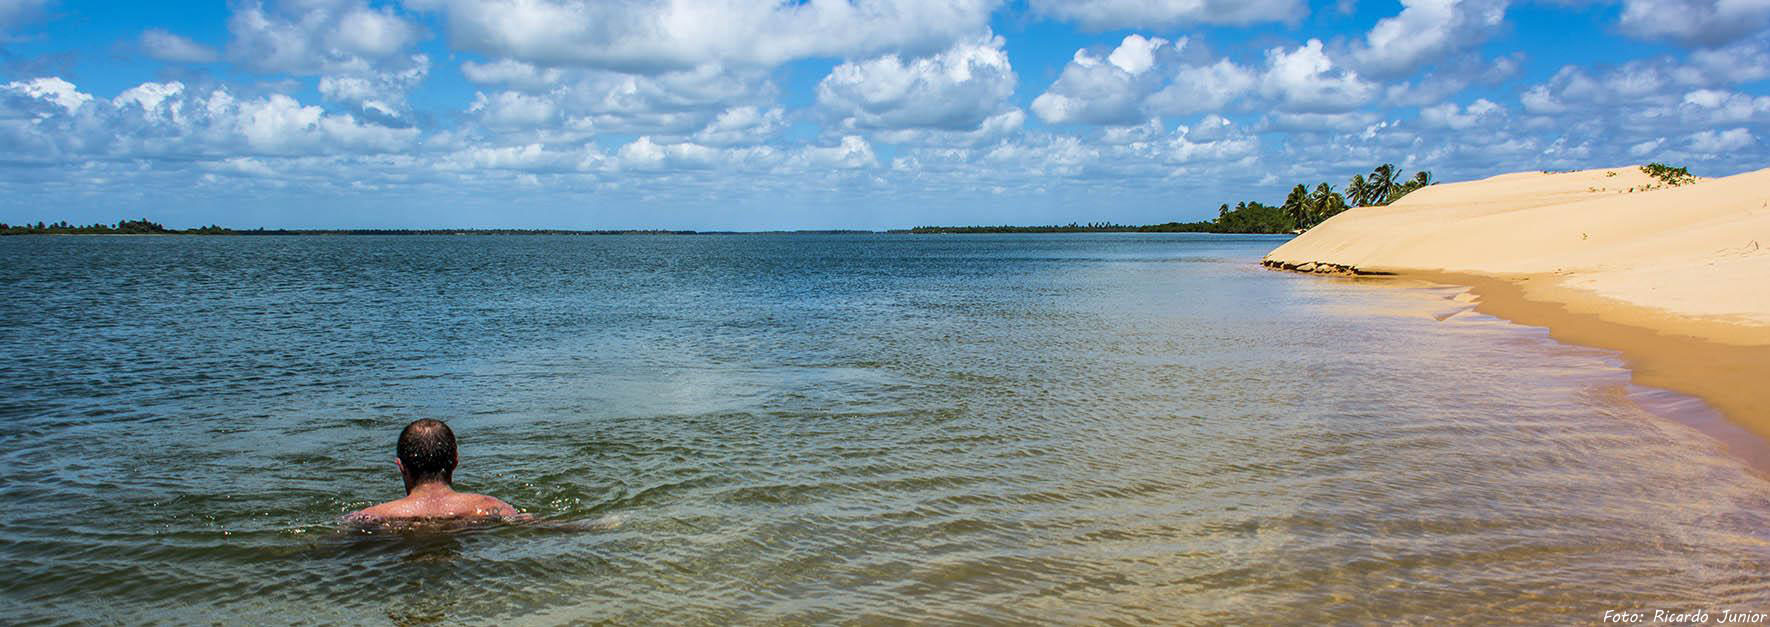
[1265,260,1770,465]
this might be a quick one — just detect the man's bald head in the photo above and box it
[397,419,457,485]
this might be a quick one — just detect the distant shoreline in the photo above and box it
[2,227,1301,236]
[5,201,1336,237]
[893,224,1276,234]
[4,228,839,236]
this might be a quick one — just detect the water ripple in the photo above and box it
[1,234,1767,623]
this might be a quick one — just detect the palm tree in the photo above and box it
[1369,163,1402,205]
[1384,170,1436,204]
[1310,182,1347,226]
[1283,184,1309,231]
[1345,174,1369,207]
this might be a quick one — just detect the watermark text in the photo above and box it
[1602,610,1769,624]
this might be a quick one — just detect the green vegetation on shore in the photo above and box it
[1285,163,1434,230]
[0,219,231,235]
[909,163,1434,234]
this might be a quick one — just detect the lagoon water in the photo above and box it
[2,233,1768,623]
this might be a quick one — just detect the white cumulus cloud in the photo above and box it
[227,0,422,74]
[549,64,776,134]
[5,77,92,112]
[1419,98,1505,129]
[461,59,565,92]
[404,0,998,73]
[219,1,429,120]
[693,106,786,146]
[1687,127,1755,152]
[1,77,418,161]
[113,81,187,121]
[318,57,428,117]
[1032,34,1178,125]
[797,135,878,169]
[1147,59,1259,115]
[1618,0,1770,47]
[1260,39,1376,112]
[469,90,560,129]
[1352,0,1509,79]
[817,35,1017,132]
[1680,88,1770,123]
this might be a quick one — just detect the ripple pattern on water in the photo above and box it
[1,234,1767,624]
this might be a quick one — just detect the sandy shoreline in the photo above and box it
[1415,270,1770,464]
[1264,165,1770,457]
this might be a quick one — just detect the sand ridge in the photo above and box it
[1264,166,1770,341]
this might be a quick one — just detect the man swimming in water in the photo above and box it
[346,419,523,522]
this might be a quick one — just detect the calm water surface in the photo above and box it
[1,234,1767,624]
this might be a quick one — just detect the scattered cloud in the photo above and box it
[1680,88,1770,123]
[1351,0,1509,79]
[0,0,49,41]
[1618,0,1770,47]
[1263,111,1383,132]
[1029,0,1307,29]
[141,29,219,63]
[799,135,879,169]
[1384,52,1521,106]
[1687,127,1755,152]
[404,0,999,73]
[468,89,559,129]
[1,77,418,160]
[1147,59,1260,115]
[210,0,431,122]
[4,0,1770,226]
[226,0,422,74]
[461,59,563,92]
[693,106,787,146]
[1418,98,1506,129]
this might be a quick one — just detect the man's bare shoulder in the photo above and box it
[344,492,525,524]
[344,498,424,522]
[454,492,522,518]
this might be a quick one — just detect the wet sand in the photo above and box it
[1411,270,1770,469]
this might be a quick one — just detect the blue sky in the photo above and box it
[3,0,1768,229]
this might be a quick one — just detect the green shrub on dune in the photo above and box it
[1641,163,1695,187]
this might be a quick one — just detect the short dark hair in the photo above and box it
[397,419,457,483]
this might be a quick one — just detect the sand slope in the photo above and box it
[1264,166,1770,344]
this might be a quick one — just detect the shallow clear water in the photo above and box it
[1,233,1766,624]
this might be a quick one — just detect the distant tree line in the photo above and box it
[214,228,701,235]
[0,219,227,235]
[0,221,712,236]
[903,222,1146,234]
[911,163,1435,235]
[14,164,1448,237]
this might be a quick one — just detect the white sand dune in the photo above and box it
[1264,166,1770,343]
